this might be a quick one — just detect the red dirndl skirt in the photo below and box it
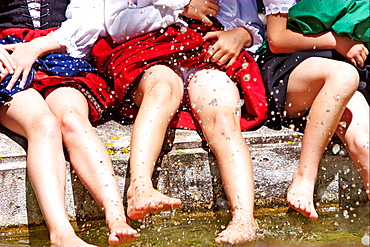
[91,23,267,130]
[0,28,114,122]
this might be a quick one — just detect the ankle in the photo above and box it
[49,228,78,245]
[231,208,255,221]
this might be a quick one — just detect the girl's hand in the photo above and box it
[182,0,220,26]
[0,45,16,83]
[3,42,40,91]
[334,33,368,68]
[203,27,252,68]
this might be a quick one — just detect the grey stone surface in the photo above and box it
[0,120,366,229]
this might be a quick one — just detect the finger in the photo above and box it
[0,52,15,73]
[207,1,220,13]
[210,50,226,64]
[204,44,215,61]
[364,46,369,56]
[0,66,9,82]
[6,70,22,91]
[349,58,357,67]
[356,54,364,68]
[224,56,237,69]
[216,53,232,66]
[2,43,17,51]
[0,62,8,74]
[206,8,218,17]
[360,50,367,65]
[201,15,213,26]
[19,70,30,89]
[203,31,220,41]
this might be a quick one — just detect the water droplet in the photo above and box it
[338,121,347,128]
[331,144,340,154]
[209,98,218,107]
[243,74,251,81]
[339,149,347,156]
[180,27,187,33]
[237,99,244,107]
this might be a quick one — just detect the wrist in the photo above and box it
[235,27,253,47]
[30,35,66,58]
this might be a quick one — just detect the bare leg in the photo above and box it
[0,89,92,246]
[45,87,139,245]
[127,65,183,221]
[335,92,369,200]
[188,69,257,244]
[285,58,359,220]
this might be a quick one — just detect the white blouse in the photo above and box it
[51,0,105,59]
[27,0,41,28]
[263,0,297,15]
[52,0,264,58]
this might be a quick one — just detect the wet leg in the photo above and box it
[285,58,359,220]
[127,65,183,220]
[335,92,369,200]
[45,87,139,245]
[188,69,257,244]
[0,89,92,246]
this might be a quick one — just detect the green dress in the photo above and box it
[288,0,369,49]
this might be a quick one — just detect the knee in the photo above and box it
[33,113,61,138]
[144,79,182,107]
[330,63,359,95]
[139,65,182,103]
[58,110,87,135]
[204,108,240,132]
[346,133,369,158]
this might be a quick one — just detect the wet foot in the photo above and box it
[127,185,182,221]
[287,176,318,220]
[50,231,96,247]
[215,211,258,244]
[107,218,139,246]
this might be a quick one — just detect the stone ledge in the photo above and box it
[0,120,366,229]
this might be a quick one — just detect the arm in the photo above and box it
[51,0,106,59]
[266,13,336,53]
[3,35,65,90]
[267,13,368,67]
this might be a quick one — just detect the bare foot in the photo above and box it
[287,176,318,220]
[215,210,258,244]
[127,185,182,221]
[50,231,96,247]
[107,219,139,246]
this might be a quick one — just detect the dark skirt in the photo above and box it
[258,48,370,131]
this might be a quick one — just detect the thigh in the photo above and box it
[286,57,329,116]
[0,88,52,136]
[44,87,89,119]
[286,57,358,117]
[188,69,241,112]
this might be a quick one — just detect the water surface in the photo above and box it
[1,205,369,246]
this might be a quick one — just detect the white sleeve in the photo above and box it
[263,0,297,15]
[50,0,106,59]
[105,0,190,44]
[217,1,264,53]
